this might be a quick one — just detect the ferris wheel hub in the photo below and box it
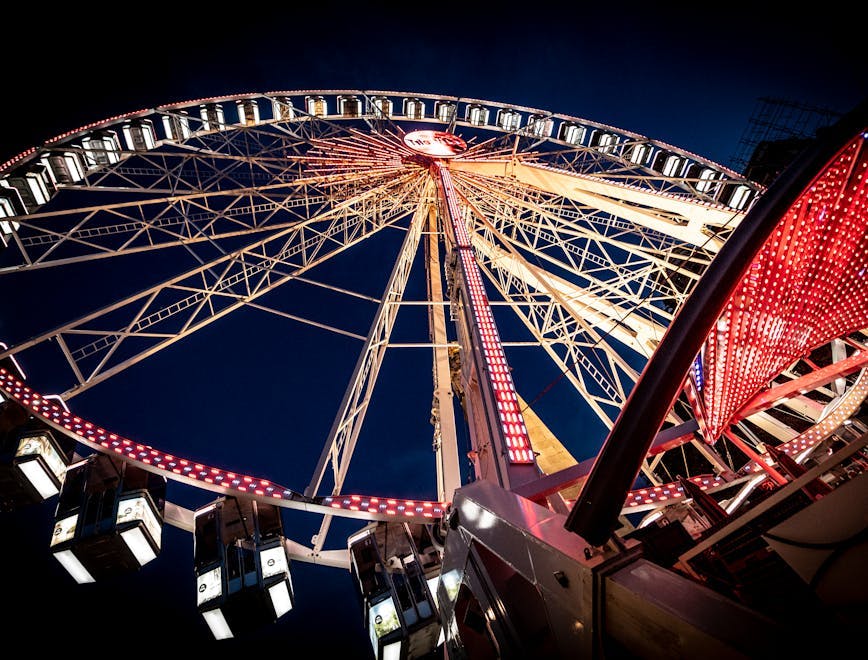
[402,130,467,158]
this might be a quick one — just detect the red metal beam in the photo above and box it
[734,348,868,421]
[513,421,699,502]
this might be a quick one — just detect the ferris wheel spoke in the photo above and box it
[176,122,275,160]
[78,146,257,193]
[245,301,367,341]
[453,171,711,322]
[1,170,409,271]
[223,123,310,158]
[472,237,639,428]
[1,175,424,397]
[22,169,395,221]
[473,233,661,357]
[451,159,743,250]
[454,184,679,332]
[165,133,317,179]
[136,151,273,195]
[305,185,433,554]
[77,125,320,193]
[259,111,354,148]
[157,131,308,163]
[519,138,751,203]
[455,167,715,269]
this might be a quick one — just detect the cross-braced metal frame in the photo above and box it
[3,90,863,563]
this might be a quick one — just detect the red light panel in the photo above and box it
[562,473,726,511]
[694,134,868,442]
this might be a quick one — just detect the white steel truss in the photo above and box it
[305,184,432,554]
[3,171,405,271]
[0,89,783,564]
[1,175,424,397]
[450,169,716,327]
[450,159,744,250]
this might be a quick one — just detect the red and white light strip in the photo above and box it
[563,473,728,511]
[742,368,868,473]
[623,474,725,508]
[323,494,446,518]
[0,369,447,520]
[436,163,534,464]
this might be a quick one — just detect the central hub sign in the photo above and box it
[403,130,467,158]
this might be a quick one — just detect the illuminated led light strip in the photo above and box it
[436,163,535,464]
[695,133,868,441]
[623,474,725,507]
[158,93,261,111]
[563,474,727,510]
[321,494,446,518]
[0,369,447,520]
[2,109,154,176]
[0,147,37,175]
[690,354,704,392]
[44,110,151,144]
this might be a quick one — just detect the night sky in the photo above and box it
[0,2,863,654]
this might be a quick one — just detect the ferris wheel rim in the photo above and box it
[0,88,759,184]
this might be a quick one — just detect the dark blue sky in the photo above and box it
[1,3,863,166]
[1,2,863,654]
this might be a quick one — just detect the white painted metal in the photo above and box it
[0,89,782,564]
[305,185,431,553]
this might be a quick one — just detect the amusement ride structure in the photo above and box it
[1,90,865,657]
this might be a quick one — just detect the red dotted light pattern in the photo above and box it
[563,474,726,511]
[624,474,724,507]
[697,133,868,442]
[436,164,535,464]
[44,110,151,145]
[0,147,37,176]
[0,369,447,520]
[323,494,446,518]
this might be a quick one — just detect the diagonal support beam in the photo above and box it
[426,205,462,503]
[471,228,661,356]
[305,182,432,553]
[2,168,403,272]
[1,175,418,396]
[735,347,868,421]
[451,160,745,250]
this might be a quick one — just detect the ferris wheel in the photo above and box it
[3,89,863,648]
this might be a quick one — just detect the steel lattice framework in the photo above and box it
[1,89,864,576]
